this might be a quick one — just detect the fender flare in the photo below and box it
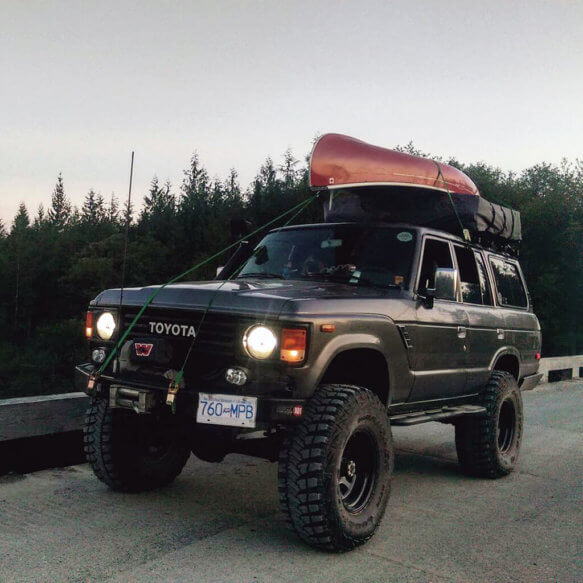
[489,346,521,377]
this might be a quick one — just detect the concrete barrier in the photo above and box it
[0,392,89,442]
[537,355,583,383]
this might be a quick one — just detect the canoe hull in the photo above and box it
[309,133,479,196]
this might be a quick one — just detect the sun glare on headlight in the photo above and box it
[96,312,116,340]
[243,325,277,359]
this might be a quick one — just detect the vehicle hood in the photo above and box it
[92,278,407,318]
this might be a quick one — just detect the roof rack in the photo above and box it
[309,134,521,254]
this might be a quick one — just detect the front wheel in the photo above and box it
[278,384,393,552]
[455,371,523,478]
[84,397,191,492]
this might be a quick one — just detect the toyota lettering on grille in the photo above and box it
[148,321,197,338]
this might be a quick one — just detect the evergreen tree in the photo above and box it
[122,196,134,227]
[225,168,242,203]
[81,189,106,225]
[33,204,46,228]
[280,148,299,188]
[178,153,213,257]
[141,177,175,222]
[108,193,120,224]
[47,173,71,229]
[11,203,30,233]
[180,153,211,206]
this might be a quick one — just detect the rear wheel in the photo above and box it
[84,397,191,492]
[278,384,393,551]
[455,371,523,478]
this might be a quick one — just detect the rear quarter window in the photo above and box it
[489,257,528,308]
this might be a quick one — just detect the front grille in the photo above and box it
[122,307,253,355]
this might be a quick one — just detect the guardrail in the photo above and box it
[0,356,581,468]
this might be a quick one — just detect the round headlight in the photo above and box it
[96,312,116,340]
[243,325,277,359]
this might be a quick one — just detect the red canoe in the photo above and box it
[309,133,479,196]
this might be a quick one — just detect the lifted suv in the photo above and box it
[77,220,541,551]
[77,134,542,551]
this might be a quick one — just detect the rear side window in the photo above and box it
[454,246,483,304]
[474,252,493,306]
[418,238,453,291]
[489,257,527,308]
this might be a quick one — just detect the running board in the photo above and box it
[390,404,486,426]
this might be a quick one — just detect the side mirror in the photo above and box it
[420,267,458,308]
[216,266,224,277]
[432,267,458,301]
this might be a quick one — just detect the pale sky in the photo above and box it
[1,0,582,226]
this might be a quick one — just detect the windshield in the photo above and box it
[237,225,417,289]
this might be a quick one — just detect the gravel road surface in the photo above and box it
[1,380,581,582]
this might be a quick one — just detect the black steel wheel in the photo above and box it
[455,371,523,478]
[338,430,378,513]
[84,397,191,492]
[279,384,393,552]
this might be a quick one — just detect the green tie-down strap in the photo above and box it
[96,194,319,377]
[170,192,317,396]
[434,161,470,242]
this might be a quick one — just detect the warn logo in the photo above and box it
[135,343,154,357]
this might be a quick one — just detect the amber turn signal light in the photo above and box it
[85,312,93,338]
[280,328,307,363]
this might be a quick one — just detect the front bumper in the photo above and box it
[75,363,306,424]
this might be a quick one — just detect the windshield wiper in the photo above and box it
[302,272,399,290]
[236,272,283,279]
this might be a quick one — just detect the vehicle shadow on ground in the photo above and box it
[118,440,467,545]
[394,447,462,477]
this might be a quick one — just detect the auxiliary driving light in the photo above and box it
[96,312,116,340]
[225,367,248,386]
[92,348,107,364]
[243,325,277,359]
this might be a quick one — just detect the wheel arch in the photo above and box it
[491,349,520,380]
[319,347,391,405]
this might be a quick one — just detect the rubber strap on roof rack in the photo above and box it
[434,161,471,242]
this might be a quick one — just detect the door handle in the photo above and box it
[457,326,467,339]
[497,328,505,340]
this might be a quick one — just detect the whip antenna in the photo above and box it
[119,151,134,308]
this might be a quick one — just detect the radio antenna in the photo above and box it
[119,151,134,309]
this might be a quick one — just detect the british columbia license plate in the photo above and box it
[196,393,257,428]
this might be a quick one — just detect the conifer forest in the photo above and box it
[0,147,581,398]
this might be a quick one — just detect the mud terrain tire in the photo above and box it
[84,397,191,492]
[279,384,393,551]
[455,371,523,478]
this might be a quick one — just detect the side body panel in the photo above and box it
[463,303,504,391]
[485,253,542,379]
[406,300,469,400]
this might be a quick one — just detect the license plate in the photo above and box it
[196,393,257,428]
